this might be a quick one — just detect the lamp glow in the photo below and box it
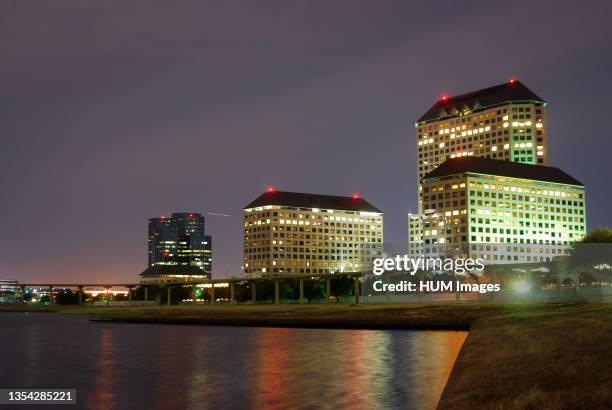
[513,280,530,293]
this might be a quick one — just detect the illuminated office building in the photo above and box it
[416,80,547,184]
[243,189,383,276]
[420,157,586,263]
[0,279,19,293]
[147,212,212,275]
[410,80,554,255]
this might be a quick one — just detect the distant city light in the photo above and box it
[87,290,129,297]
[196,283,229,288]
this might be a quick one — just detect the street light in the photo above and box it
[513,280,530,293]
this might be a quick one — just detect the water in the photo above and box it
[0,314,466,410]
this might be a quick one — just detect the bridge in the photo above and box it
[14,273,363,306]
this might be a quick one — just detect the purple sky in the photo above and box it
[2,1,611,282]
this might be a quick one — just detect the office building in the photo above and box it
[420,157,586,263]
[0,279,19,293]
[243,189,383,276]
[408,210,435,258]
[410,80,557,255]
[416,80,547,185]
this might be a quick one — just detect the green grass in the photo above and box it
[437,304,612,410]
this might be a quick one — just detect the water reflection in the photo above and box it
[88,328,117,409]
[255,328,290,408]
[153,329,181,410]
[23,322,40,387]
[187,333,210,410]
[0,314,466,410]
[248,328,465,409]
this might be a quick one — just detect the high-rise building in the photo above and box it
[419,157,586,263]
[243,189,383,276]
[416,80,547,184]
[410,80,551,255]
[147,212,212,274]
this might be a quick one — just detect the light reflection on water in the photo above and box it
[0,314,466,410]
[88,328,116,409]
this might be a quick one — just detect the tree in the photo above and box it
[279,280,298,301]
[133,285,162,302]
[55,289,79,305]
[332,276,356,300]
[154,285,194,305]
[581,228,612,243]
[234,283,252,303]
[303,281,326,303]
[566,228,612,284]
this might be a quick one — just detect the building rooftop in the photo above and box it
[423,157,584,186]
[244,190,383,213]
[417,80,545,123]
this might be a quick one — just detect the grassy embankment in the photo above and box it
[2,302,610,409]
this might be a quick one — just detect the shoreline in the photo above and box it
[87,315,472,331]
[82,303,479,330]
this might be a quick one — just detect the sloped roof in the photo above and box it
[417,81,545,123]
[423,157,584,186]
[244,191,383,213]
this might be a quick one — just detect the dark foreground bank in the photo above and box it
[86,304,478,330]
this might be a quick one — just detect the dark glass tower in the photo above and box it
[148,213,212,275]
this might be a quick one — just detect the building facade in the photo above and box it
[409,80,564,258]
[243,190,383,276]
[415,80,547,186]
[420,157,586,263]
[0,279,19,293]
[147,212,212,275]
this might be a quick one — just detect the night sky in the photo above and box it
[2,1,611,283]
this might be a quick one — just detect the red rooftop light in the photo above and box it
[266,185,275,193]
[508,77,517,84]
[352,193,360,200]
[440,94,449,101]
